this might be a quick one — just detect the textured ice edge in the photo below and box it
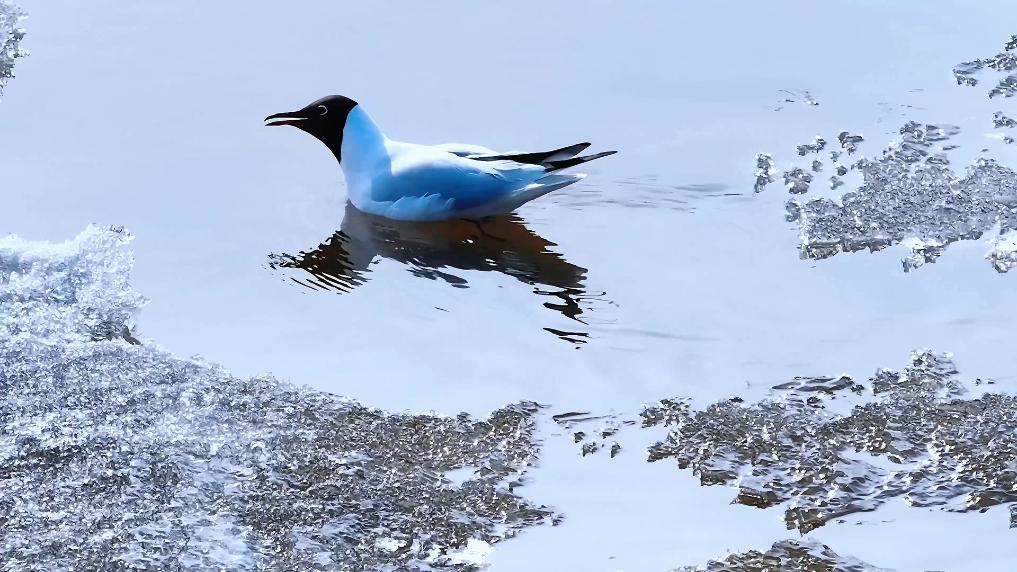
[756,35,1017,273]
[566,349,1017,570]
[0,226,553,571]
[638,349,1017,533]
[0,0,27,95]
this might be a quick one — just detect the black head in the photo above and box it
[265,95,358,162]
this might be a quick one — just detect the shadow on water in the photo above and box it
[268,203,605,344]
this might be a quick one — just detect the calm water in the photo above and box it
[4,1,1017,569]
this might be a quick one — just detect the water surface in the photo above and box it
[4,0,1017,569]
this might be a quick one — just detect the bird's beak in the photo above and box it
[264,110,307,127]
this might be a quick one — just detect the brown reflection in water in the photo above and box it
[269,203,602,344]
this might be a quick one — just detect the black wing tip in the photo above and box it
[471,142,596,165]
[544,150,618,172]
[578,150,618,160]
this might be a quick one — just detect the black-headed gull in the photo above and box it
[266,95,616,221]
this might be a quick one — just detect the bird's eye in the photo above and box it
[317,105,328,116]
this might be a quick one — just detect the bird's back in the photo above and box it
[351,142,547,220]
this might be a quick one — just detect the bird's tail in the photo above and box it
[544,151,618,172]
[470,142,592,165]
[530,173,586,192]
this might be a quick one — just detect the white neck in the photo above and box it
[340,106,388,178]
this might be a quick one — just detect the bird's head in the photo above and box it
[265,95,358,162]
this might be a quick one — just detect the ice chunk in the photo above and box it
[796,136,827,156]
[784,199,802,222]
[993,111,1017,128]
[990,74,1017,98]
[753,153,776,193]
[837,131,864,154]
[953,59,984,87]
[782,167,812,194]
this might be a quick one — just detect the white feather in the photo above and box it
[337,107,594,221]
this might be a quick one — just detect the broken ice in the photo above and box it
[953,34,1017,98]
[796,136,827,156]
[756,99,1017,272]
[993,111,1017,128]
[753,153,776,193]
[987,231,1017,273]
[838,131,864,154]
[643,351,1017,533]
[782,167,812,194]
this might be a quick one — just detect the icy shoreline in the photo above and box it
[0,226,552,570]
[2,228,927,571]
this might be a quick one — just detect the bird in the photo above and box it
[265,95,616,221]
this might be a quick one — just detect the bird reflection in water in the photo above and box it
[268,203,604,344]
